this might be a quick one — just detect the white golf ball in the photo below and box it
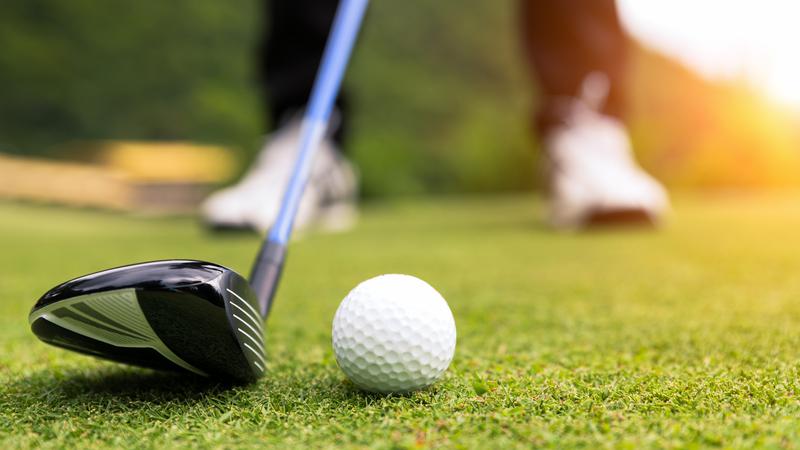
[332,274,456,393]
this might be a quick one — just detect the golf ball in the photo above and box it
[332,274,456,393]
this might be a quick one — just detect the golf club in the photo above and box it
[28,0,369,383]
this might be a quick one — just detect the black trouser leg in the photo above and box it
[259,0,348,146]
[520,0,628,134]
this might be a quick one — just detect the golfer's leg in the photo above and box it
[520,0,627,133]
[202,0,358,233]
[260,0,349,145]
[520,0,669,229]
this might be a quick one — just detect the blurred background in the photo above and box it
[1,0,799,213]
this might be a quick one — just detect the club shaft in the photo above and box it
[250,240,286,318]
[251,0,369,318]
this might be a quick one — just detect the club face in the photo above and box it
[29,260,265,383]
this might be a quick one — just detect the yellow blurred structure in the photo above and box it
[99,141,234,183]
[0,141,235,214]
[0,153,131,210]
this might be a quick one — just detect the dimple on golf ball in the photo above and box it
[332,274,457,393]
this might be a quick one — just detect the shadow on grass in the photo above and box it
[7,366,245,410]
[6,363,451,421]
[328,376,446,405]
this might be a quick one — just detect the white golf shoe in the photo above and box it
[543,89,669,229]
[202,118,358,234]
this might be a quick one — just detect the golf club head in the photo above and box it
[29,260,265,383]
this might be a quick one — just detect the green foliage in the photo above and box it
[0,0,262,154]
[4,196,800,447]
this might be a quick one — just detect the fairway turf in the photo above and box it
[3,194,800,448]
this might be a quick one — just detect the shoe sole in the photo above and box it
[584,208,657,228]
[204,222,259,233]
[203,201,357,235]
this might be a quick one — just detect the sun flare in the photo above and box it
[619,0,800,107]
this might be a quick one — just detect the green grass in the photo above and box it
[3,194,800,448]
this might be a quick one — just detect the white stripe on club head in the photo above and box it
[237,327,265,353]
[226,289,262,323]
[233,314,262,342]
[229,301,262,333]
[243,342,266,365]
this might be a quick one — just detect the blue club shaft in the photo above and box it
[250,0,369,318]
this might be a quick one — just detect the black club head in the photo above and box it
[29,260,265,383]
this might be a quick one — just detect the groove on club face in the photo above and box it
[29,260,265,382]
[225,288,266,373]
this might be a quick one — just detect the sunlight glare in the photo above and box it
[618,0,800,107]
